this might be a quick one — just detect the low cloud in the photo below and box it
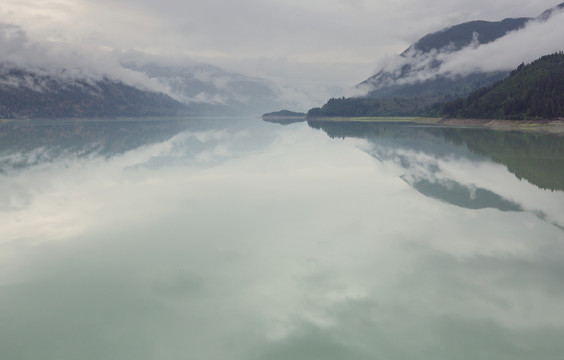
[439,9,564,74]
[0,23,174,95]
[0,22,339,110]
[360,7,564,94]
[2,2,563,109]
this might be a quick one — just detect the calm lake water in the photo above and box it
[1,117,564,360]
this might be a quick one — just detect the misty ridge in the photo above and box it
[306,2,564,119]
[351,2,564,98]
[0,23,304,117]
[0,2,563,118]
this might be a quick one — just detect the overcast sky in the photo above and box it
[0,0,562,101]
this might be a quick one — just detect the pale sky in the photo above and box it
[0,0,562,102]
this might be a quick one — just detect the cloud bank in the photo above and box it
[440,9,564,74]
[1,1,563,107]
[360,6,564,93]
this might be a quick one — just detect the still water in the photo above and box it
[1,117,563,359]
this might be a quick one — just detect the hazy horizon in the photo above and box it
[1,1,563,110]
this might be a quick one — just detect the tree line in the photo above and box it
[308,52,564,120]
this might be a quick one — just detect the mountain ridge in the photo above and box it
[309,2,564,118]
[0,64,191,118]
[124,62,284,116]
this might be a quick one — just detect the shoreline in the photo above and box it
[306,117,564,134]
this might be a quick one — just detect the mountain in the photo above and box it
[443,52,564,119]
[539,1,564,20]
[401,18,530,55]
[361,3,564,100]
[360,18,529,101]
[0,21,293,120]
[0,61,289,118]
[0,64,190,118]
[309,2,564,118]
[125,63,283,116]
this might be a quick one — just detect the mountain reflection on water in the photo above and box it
[0,118,259,170]
[1,117,563,360]
[309,120,564,228]
[308,120,564,192]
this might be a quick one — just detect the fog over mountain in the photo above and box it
[0,23,312,116]
[355,3,564,97]
[0,24,164,92]
[0,1,563,114]
[121,59,294,116]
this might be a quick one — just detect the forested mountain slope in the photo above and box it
[0,64,190,118]
[443,52,564,119]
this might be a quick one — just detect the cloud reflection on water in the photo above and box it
[1,118,563,360]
